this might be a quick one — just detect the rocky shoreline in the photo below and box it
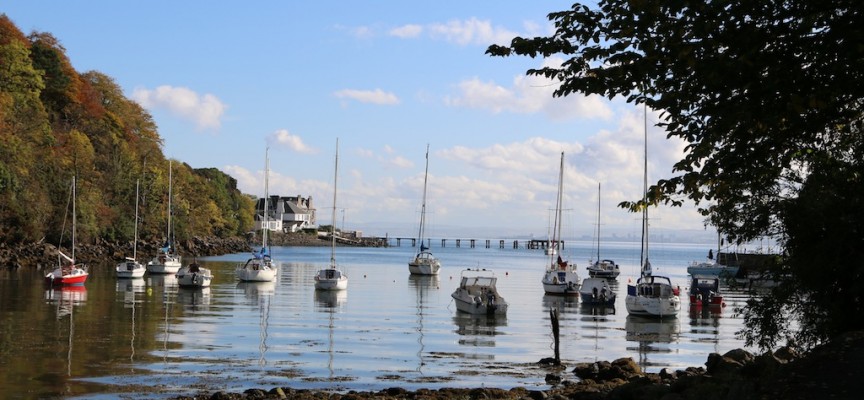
[0,232,369,269]
[168,331,861,399]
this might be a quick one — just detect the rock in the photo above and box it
[723,348,755,364]
[527,390,547,400]
[705,352,745,376]
[545,373,562,384]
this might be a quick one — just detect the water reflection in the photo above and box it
[541,294,580,313]
[237,281,276,366]
[176,287,211,309]
[116,278,145,364]
[314,289,346,380]
[453,314,507,348]
[44,286,87,377]
[625,316,681,370]
[409,275,439,373]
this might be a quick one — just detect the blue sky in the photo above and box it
[4,1,715,242]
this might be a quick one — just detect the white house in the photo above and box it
[255,195,316,233]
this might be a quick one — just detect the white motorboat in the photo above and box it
[315,139,348,291]
[237,148,278,282]
[686,233,739,278]
[579,277,616,306]
[451,268,508,316]
[176,261,212,288]
[408,144,441,275]
[147,161,182,275]
[541,152,580,295]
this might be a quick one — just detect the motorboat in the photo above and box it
[176,261,212,288]
[451,268,508,316]
[579,277,616,306]
[689,275,723,307]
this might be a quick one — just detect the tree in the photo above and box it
[487,0,864,350]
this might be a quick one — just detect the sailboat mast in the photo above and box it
[417,144,430,246]
[263,147,269,250]
[596,182,601,261]
[72,176,76,263]
[330,138,339,268]
[167,161,172,248]
[640,104,649,274]
[550,152,564,266]
[134,179,139,260]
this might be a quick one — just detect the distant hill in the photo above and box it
[0,14,254,245]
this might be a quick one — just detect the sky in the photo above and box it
[3,1,718,243]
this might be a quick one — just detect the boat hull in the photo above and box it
[408,256,441,275]
[451,289,508,315]
[625,288,680,318]
[586,260,620,279]
[116,261,146,279]
[146,256,182,274]
[314,268,348,290]
[541,269,580,295]
[686,263,739,278]
[176,267,212,288]
[45,267,88,286]
[236,258,278,282]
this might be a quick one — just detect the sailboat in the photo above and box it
[540,152,580,295]
[45,177,89,286]
[586,182,620,279]
[408,144,441,275]
[147,161,182,274]
[625,106,681,318]
[116,179,145,278]
[237,147,278,282]
[314,138,348,291]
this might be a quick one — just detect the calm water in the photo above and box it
[0,241,754,399]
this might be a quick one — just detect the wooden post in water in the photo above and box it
[550,308,560,365]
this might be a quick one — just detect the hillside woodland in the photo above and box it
[0,15,255,248]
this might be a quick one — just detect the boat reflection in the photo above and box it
[579,302,616,317]
[314,289,347,309]
[625,315,680,370]
[409,274,438,373]
[44,286,87,378]
[147,273,179,292]
[542,294,580,313]
[237,281,276,366]
[176,286,211,309]
[453,313,507,348]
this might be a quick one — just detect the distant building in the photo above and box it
[255,195,316,233]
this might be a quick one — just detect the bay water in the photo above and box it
[0,240,754,398]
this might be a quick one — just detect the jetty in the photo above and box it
[379,237,564,250]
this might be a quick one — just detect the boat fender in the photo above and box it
[192,273,198,284]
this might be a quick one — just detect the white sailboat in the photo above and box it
[45,177,89,286]
[541,152,580,295]
[237,147,278,282]
[625,106,681,318]
[408,144,441,275]
[315,138,348,291]
[586,182,620,279]
[116,179,145,278]
[147,161,181,274]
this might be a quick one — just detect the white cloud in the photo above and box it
[427,18,518,46]
[268,129,316,154]
[445,57,613,120]
[132,85,226,130]
[388,156,414,169]
[334,89,400,105]
[389,24,423,38]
